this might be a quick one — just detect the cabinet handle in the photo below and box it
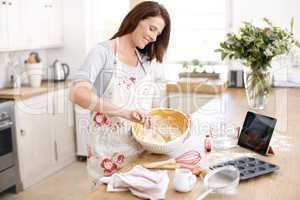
[2,1,6,5]
[20,129,26,136]
[8,1,11,5]
[54,141,58,161]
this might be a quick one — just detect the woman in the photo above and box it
[70,1,171,190]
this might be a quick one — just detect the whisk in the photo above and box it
[143,150,201,169]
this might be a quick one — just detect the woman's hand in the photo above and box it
[121,110,152,128]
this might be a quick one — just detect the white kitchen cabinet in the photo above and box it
[0,0,63,52]
[74,104,90,157]
[0,0,25,51]
[14,92,55,188]
[22,0,63,49]
[15,89,75,189]
[53,89,75,168]
[0,0,9,50]
[47,0,63,47]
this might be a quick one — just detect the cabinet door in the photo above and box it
[0,0,9,50]
[22,0,49,48]
[7,0,25,50]
[48,0,63,46]
[22,0,63,49]
[15,93,55,189]
[53,89,75,165]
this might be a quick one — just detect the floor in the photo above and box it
[0,161,90,200]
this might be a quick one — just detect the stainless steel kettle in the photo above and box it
[51,60,70,81]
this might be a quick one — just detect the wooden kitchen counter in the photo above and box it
[87,88,300,200]
[0,80,71,100]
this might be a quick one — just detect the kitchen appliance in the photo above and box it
[51,60,70,81]
[0,100,22,193]
[74,105,90,158]
[228,70,244,88]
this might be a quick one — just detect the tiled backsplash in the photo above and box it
[0,54,9,88]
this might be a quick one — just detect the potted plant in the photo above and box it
[216,18,300,109]
[178,59,220,79]
[178,59,204,78]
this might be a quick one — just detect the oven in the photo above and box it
[0,100,21,193]
[0,113,14,170]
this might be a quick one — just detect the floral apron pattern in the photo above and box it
[87,38,154,186]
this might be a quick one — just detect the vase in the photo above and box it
[243,67,273,109]
[25,63,44,88]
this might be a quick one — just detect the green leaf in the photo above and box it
[221,52,227,60]
[220,42,227,49]
[294,38,300,48]
[191,59,200,66]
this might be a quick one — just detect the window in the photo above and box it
[156,0,231,80]
[159,0,229,61]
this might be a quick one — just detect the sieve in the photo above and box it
[196,165,240,200]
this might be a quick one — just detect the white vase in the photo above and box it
[25,63,44,88]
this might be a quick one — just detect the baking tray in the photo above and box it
[209,156,280,181]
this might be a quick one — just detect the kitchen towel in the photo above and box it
[100,165,169,200]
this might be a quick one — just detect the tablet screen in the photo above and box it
[238,111,277,155]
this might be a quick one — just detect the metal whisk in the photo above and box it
[175,150,201,165]
[143,150,201,169]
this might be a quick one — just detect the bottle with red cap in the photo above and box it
[204,135,211,153]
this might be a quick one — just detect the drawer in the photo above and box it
[0,153,14,171]
[0,166,16,192]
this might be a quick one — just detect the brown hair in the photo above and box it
[111,1,171,63]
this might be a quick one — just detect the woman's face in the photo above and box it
[131,16,165,49]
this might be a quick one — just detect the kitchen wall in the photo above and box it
[232,0,300,32]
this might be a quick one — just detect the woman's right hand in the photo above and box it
[122,110,152,128]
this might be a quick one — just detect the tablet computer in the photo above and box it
[238,111,277,155]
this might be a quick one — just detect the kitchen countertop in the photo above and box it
[87,88,300,200]
[0,80,72,100]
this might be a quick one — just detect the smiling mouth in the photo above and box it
[144,38,150,43]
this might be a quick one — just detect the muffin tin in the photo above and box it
[209,156,280,181]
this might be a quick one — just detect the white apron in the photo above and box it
[87,38,154,188]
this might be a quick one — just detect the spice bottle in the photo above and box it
[204,135,211,153]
